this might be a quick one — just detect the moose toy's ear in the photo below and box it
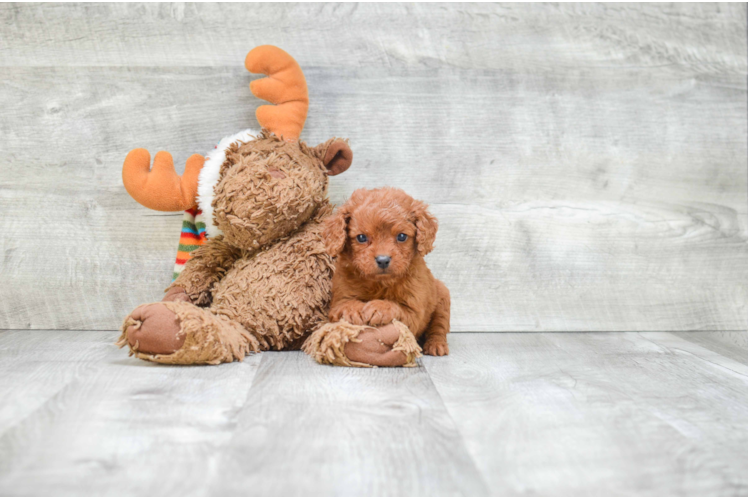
[314,139,353,176]
[323,140,353,176]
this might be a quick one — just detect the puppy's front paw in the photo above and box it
[361,300,401,326]
[423,338,449,356]
[330,302,366,325]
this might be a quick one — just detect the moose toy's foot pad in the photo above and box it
[303,320,422,367]
[119,303,186,355]
[117,301,262,365]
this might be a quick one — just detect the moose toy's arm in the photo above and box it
[166,236,241,307]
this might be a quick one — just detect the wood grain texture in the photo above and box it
[3,329,748,495]
[423,332,748,495]
[674,330,748,364]
[208,351,488,496]
[1,4,744,70]
[0,330,486,496]
[0,3,746,331]
[0,329,263,496]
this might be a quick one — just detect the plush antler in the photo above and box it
[123,45,305,211]
[122,149,205,211]
[245,45,308,141]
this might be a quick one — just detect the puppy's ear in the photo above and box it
[312,138,352,176]
[323,204,351,257]
[412,200,438,255]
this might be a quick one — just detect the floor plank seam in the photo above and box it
[419,360,492,495]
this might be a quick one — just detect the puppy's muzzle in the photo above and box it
[375,255,391,269]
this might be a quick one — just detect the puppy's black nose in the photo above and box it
[375,255,391,269]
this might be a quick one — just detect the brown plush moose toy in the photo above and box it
[117,45,421,367]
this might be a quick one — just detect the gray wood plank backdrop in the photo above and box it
[1,3,746,331]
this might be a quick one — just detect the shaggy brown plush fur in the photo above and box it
[303,320,421,368]
[119,132,424,366]
[117,300,262,365]
[321,187,451,356]
[120,132,344,362]
[212,134,330,250]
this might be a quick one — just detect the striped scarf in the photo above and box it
[173,206,207,280]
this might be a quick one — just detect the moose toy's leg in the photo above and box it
[117,301,263,365]
[303,320,421,368]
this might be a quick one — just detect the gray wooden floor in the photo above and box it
[1,329,747,496]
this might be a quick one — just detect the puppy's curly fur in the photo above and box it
[323,187,450,356]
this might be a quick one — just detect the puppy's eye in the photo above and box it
[397,233,408,242]
[356,234,368,243]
